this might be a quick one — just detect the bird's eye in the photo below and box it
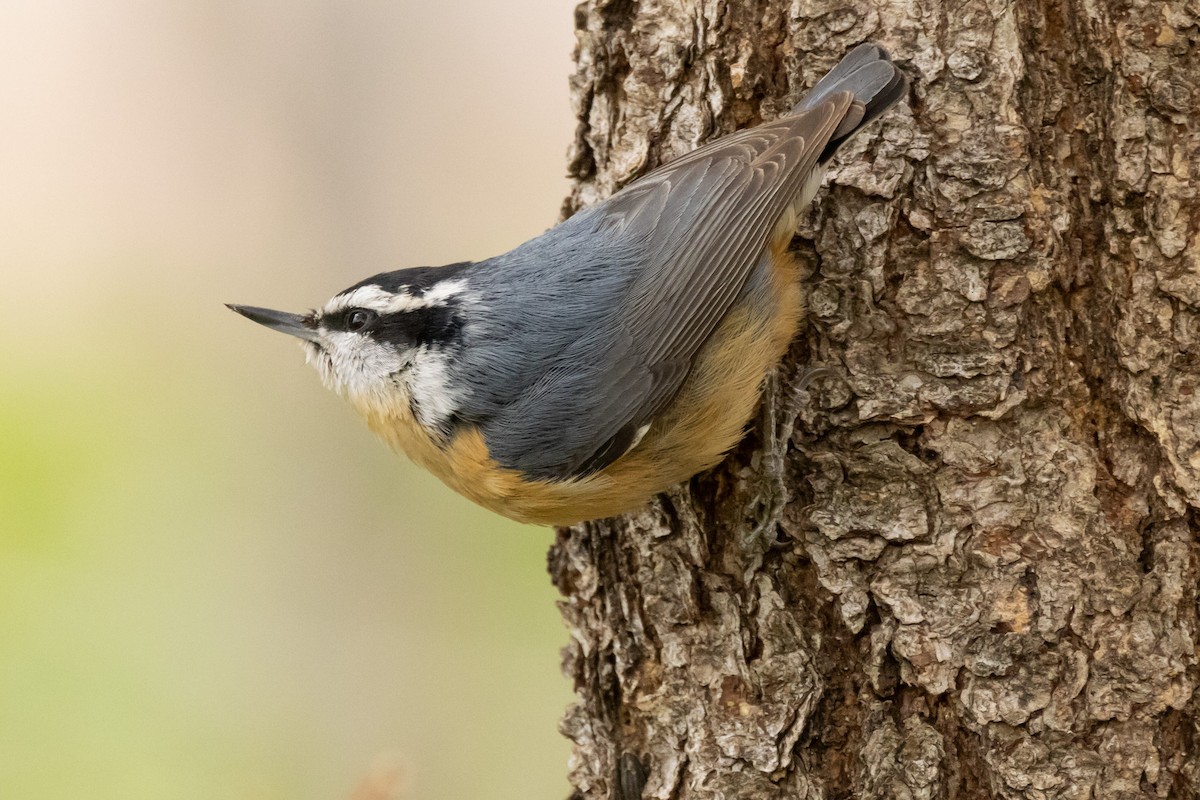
[346,309,377,332]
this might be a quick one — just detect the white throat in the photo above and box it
[305,334,462,435]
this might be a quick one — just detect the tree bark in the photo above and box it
[550,1,1200,798]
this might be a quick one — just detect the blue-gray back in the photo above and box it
[452,44,906,481]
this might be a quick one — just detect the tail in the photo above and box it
[795,43,908,161]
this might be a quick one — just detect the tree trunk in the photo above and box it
[549,1,1200,798]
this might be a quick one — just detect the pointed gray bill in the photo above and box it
[226,304,319,342]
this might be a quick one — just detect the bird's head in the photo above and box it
[228,266,470,435]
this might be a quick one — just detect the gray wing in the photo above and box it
[483,95,853,481]
[482,45,906,482]
[593,101,855,432]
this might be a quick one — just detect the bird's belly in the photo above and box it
[551,245,804,523]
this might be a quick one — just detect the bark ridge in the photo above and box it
[553,1,1200,797]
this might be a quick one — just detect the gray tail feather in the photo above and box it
[795,43,908,161]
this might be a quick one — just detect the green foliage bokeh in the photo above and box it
[0,3,576,798]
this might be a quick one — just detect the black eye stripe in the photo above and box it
[374,305,464,349]
[321,296,464,348]
[322,307,377,332]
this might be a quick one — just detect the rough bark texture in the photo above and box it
[549,1,1200,798]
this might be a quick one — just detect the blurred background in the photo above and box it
[0,2,577,798]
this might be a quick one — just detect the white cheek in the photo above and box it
[309,331,409,400]
[407,349,464,430]
[305,332,464,435]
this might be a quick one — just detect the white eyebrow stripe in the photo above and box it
[323,285,399,315]
[381,279,468,312]
[323,278,470,317]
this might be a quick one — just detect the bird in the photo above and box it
[229,43,907,526]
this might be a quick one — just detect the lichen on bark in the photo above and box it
[552,0,1200,797]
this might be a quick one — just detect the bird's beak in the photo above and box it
[226,304,320,342]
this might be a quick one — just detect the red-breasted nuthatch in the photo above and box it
[229,44,907,526]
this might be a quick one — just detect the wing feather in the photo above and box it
[472,44,907,481]
[537,96,853,477]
